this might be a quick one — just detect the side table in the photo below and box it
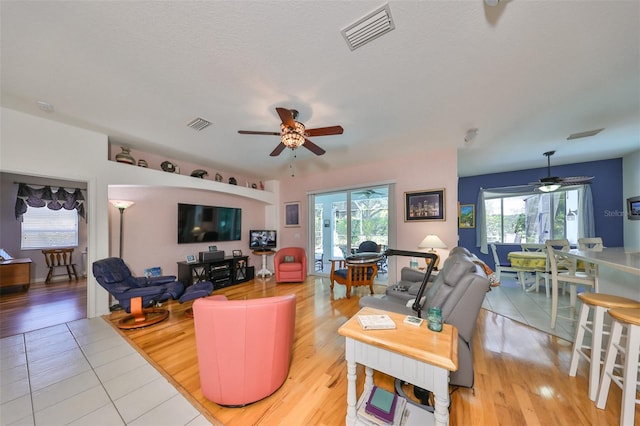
[338,307,458,426]
[252,250,275,278]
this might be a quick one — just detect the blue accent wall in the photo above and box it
[458,158,623,267]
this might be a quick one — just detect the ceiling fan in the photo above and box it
[530,150,594,192]
[238,107,343,157]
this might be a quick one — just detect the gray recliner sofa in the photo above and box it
[359,246,490,389]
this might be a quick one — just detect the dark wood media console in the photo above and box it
[177,256,253,290]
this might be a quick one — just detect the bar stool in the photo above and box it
[595,307,640,426]
[569,293,640,401]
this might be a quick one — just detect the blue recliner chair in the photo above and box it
[93,257,184,329]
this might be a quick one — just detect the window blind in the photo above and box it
[21,207,78,249]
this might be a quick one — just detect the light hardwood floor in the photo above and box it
[0,278,87,338]
[101,276,633,426]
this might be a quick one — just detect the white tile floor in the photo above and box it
[483,272,583,342]
[0,317,212,426]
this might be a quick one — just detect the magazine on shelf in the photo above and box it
[357,314,396,330]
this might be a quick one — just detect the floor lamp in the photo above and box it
[108,200,134,311]
[109,200,134,258]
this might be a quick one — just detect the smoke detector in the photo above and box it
[464,128,479,144]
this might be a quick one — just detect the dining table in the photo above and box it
[507,250,548,292]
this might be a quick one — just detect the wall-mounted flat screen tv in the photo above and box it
[178,203,241,244]
[627,196,640,220]
[249,230,277,250]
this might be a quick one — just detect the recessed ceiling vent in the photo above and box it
[186,117,212,131]
[567,128,604,140]
[341,3,395,51]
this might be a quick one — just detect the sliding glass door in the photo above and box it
[310,184,393,283]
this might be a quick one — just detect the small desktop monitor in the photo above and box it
[249,230,277,249]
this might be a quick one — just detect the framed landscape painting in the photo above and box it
[404,189,445,221]
[459,204,475,228]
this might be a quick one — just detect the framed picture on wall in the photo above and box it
[459,204,475,228]
[284,201,301,227]
[404,189,445,221]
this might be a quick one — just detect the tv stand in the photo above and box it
[177,255,252,290]
[252,250,275,278]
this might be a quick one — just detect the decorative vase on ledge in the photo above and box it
[115,147,135,165]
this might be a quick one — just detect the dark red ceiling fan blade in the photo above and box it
[238,130,280,136]
[305,125,344,137]
[276,107,296,128]
[270,143,286,157]
[302,138,326,156]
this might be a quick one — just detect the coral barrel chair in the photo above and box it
[193,294,297,407]
[274,247,307,283]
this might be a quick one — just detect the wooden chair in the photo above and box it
[42,248,78,284]
[330,261,378,298]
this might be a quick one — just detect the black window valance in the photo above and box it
[15,183,86,220]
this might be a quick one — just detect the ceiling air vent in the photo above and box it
[566,128,604,140]
[186,117,212,131]
[341,3,395,51]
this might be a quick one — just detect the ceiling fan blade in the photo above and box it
[302,138,326,156]
[270,143,286,157]
[238,130,280,136]
[276,107,296,128]
[558,176,594,183]
[305,126,344,137]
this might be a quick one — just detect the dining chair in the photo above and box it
[577,237,603,278]
[578,237,604,251]
[330,261,378,299]
[546,241,598,329]
[314,252,324,271]
[42,248,79,284]
[520,243,545,252]
[490,243,518,283]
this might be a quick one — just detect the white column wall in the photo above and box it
[1,107,111,317]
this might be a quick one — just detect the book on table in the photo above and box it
[357,314,396,330]
[356,386,407,426]
[364,386,398,424]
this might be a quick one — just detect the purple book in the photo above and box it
[365,386,398,424]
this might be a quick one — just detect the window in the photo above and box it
[484,189,581,245]
[21,207,78,249]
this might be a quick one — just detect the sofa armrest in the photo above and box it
[400,267,425,282]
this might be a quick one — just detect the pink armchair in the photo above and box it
[193,294,296,406]
[274,247,307,283]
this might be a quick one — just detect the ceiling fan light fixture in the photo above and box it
[281,121,306,149]
[538,183,561,193]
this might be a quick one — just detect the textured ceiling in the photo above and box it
[1,1,638,180]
